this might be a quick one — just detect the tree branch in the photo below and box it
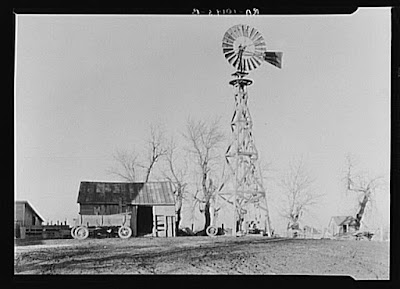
[108,149,140,182]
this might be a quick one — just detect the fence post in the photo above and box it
[20,227,26,239]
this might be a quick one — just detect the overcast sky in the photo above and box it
[15,9,390,232]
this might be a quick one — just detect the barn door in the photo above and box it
[137,206,153,236]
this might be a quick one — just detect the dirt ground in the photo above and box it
[14,236,389,279]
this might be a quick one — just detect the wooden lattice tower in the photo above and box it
[213,24,283,237]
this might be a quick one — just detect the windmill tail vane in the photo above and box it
[264,51,283,69]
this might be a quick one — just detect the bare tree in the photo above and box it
[344,154,384,230]
[141,124,168,182]
[108,149,140,182]
[162,137,188,231]
[184,117,225,233]
[279,158,323,232]
[108,124,167,183]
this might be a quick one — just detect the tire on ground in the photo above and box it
[75,226,89,240]
[70,226,78,239]
[206,225,218,237]
[118,226,132,239]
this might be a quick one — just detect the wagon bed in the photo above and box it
[71,213,132,240]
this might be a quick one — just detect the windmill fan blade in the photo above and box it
[224,50,236,59]
[249,58,257,70]
[232,54,241,68]
[227,52,238,64]
[264,51,283,68]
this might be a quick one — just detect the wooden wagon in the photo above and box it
[70,212,132,240]
[353,231,374,241]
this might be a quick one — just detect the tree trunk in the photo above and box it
[176,207,181,233]
[355,193,369,230]
[145,166,152,183]
[204,201,211,231]
[174,185,183,233]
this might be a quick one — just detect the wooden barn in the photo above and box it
[77,181,176,237]
[14,200,45,238]
[328,215,358,236]
[15,200,45,226]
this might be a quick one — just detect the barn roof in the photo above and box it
[77,181,175,206]
[15,200,45,222]
[330,216,357,226]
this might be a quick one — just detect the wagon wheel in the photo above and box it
[70,226,78,239]
[75,226,89,240]
[206,225,218,237]
[118,226,132,239]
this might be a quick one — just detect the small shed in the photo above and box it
[15,201,45,239]
[15,200,45,227]
[303,225,321,238]
[328,216,358,236]
[77,181,176,237]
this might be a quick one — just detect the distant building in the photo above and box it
[286,222,321,238]
[14,200,45,239]
[328,216,358,236]
[303,225,322,238]
[15,200,45,227]
[77,181,176,237]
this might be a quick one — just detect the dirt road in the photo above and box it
[14,236,389,279]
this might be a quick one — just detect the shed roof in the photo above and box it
[330,216,357,226]
[77,181,175,206]
[15,200,45,222]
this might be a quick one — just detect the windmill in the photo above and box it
[206,24,282,237]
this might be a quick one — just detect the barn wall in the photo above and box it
[24,206,40,226]
[15,203,24,224]
[79,204,94,215]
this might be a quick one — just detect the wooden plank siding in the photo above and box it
[15,203,25,224]
[153,205,176,237]
[130,206,138,237]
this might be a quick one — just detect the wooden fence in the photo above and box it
[15,223,71,240]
